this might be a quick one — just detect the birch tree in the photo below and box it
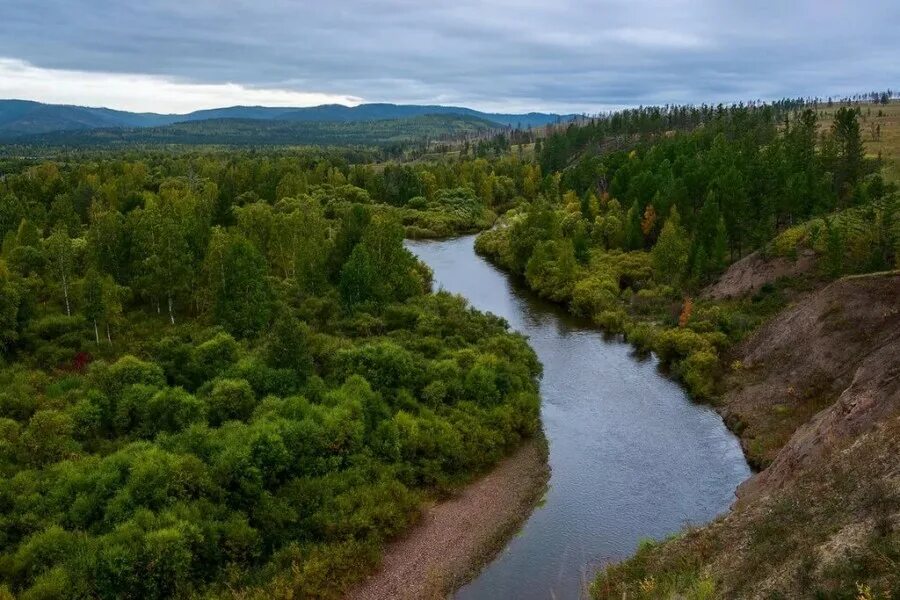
[45,225,74,316]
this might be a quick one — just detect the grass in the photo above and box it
[815,101,900,182]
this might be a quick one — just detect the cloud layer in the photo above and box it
[1,0,897,113]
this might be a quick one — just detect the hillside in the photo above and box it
[6,114,501,147]
[0,100,569,140]
[593,272,900,599]
[0,100,172,135]
[816,102,900,182]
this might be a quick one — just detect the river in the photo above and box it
[406,234,751,600]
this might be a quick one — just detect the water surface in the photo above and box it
[406,235,751,600]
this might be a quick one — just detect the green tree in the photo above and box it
[624,200,643,250]
[0,261,22,353]
[0,195,26,240]
[339,216,422,306]
[86,205,127,282]
[265,310,313,376]
[210,234,272,337]
[82,268,105,345]
[831,106,865,199]
[133,196,191,324]
[651,207,690,284]
[44,225,75,316]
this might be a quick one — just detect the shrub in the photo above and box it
[624,322,658,352]
[190,332,240,385]
[12,526,79,582]
[26,315,85,342]
[19,409,78,466]
[20,566,71,600]
[264,312,313,377]
[207,378,257,425]
[678,350,719,400]
[595,309,628,334]
[653,328,712,365]
[91,355,165,400]
[571,274,619,317]
[772,225,808,257]
[231,358,299,397]
[336,342,422,393]
[141,388,207,436]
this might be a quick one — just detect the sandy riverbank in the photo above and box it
[348,436,549,600]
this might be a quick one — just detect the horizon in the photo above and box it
[2,1,898,114]
[3,90,896,122]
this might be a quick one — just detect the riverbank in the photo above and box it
[348,436,549,600]
[473,219,899,596]
[402,235,748,599]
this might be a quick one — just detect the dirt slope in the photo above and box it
[722,272,900,468]
[347,437,548,600]
[702,249,816,300]
[594,272,900,599]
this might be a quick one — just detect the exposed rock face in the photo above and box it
[720,273,900,594]
[738,328,900,499]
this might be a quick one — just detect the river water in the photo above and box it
[406,235,751,600]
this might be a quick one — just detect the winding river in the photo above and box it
[406,235,751,600]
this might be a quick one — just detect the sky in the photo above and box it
[0,0,898,114]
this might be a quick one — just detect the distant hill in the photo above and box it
[0,100,175,135]
[10,113,502,147]
[0,99,570,141]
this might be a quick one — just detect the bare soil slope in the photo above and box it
[702,249,816,301]
[722,272,900,468]
[594,272,900,599]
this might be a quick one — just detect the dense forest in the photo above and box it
[4,114,504,149]
[0,148,544,598]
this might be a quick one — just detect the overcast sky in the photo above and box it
[1,0,897,113]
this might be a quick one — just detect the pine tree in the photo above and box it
[831,107,865,199]
[624,201,643,250]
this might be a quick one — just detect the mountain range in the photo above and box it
[0,99,569,142]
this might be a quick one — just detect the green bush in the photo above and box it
[91,355,165,400]
[571,274,619,317]
[653,328,713,365]
[141,388,207,436]
[191,332,240,385]
[678,350,720,400]
[207,378,257,425]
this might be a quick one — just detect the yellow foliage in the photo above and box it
[773,225,808,257]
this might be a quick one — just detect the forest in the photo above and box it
[0,96,898,599]
[4,114,503,148]
[0,148,544,599]
[478,103,898,415]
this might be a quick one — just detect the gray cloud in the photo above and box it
[1,0,898,112]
